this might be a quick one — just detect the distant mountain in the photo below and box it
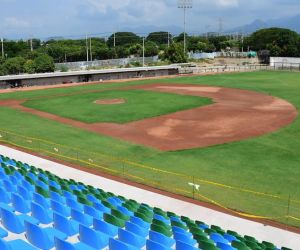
[227,14,300,34]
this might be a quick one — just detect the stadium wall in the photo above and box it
[0,65,179,89]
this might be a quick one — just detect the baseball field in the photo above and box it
[0,71,299,228]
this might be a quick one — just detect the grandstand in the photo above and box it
[0,145,296,250]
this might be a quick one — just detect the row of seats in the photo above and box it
[0,154,293,250]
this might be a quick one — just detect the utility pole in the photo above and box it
[1,38,4,58]
[86,34,89,63]
[241,33,244,53]
[178,0,193,54]
[142,37,145,67]
[167,32,170,47]
[113,32,116,47]
[89,37,92,61]
[30,38,33,52]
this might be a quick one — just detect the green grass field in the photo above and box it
[1,71,300,227]
[23,89,211,123]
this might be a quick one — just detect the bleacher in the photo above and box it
[0,154,292,250]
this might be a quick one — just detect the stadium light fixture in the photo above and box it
[177,0,193,53]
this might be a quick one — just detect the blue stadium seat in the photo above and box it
[55,237,95,250]
[0,207,39,234]
[11,193,31,214]
[174,232,197,246]
[146,239,172,250]
[24,220,67,250]
[86,194,98,203]
[125,221,149,237]
[50,191,66,204]
[149,230,175,248]
[172,226,192,236]
[223,233,237,243]
[83,205,103,219]
[51,200,71,217]
[130,216,150,230]
[154,214,170,225]
[32,193,50,208]
[176,240,198,250]
[31,202,53,224]
[63,191,76,200]
[109,238,140,250]
[49,180,60,189]
[0,226,8,238]
[79,224,109,249]
[118,205,134,217]
[93,218,118,237]
[17,186,32,200]
[0,187,11,203]
[107,196,123,206]
[67,198,84,211]
[93,201,111,213]
[53,212,79,236]
[21,180,34,192]
[71,209,93,227]
[118,228,146,248]
[0,238,37,250]
[3,180,17,192]
[217,242,237,250]
[210,232,230,245]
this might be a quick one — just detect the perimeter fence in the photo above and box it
[180,64,300,74]
[0,129,299,228]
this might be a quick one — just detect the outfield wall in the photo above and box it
[0,65,179,89]
[270,57,300,68]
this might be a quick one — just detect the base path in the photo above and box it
[0,84,297,151]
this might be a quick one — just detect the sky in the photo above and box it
[1,0,300,39]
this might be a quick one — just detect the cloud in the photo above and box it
[0,0,299,38]
[2,17,30,28]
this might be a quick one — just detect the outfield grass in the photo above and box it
[1,71,300,226]
[23,89,211,123]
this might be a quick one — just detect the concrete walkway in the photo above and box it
[1,145,299,249]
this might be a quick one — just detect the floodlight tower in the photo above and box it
[178,0,193,53]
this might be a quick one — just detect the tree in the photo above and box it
[208,36,228,51]
[145,41,159,57]
[107,32,141,47]
[161,43,187,63]
[174,33,189,43]
[24,60,35,74]
[3,57,26,75]
[196,42,208,52]
[146,32,170,45]
[245,28,300,57]
[128,44,143,57]
[33,54,55,73]
[266,44,282,57]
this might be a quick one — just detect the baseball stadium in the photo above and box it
[0,69,299,250]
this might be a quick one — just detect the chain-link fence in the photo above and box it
[0,129,299,228]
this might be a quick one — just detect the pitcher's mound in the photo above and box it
[94,98,125,105]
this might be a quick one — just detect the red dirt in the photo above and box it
[0,84,297,151]
[94,98,125,105]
